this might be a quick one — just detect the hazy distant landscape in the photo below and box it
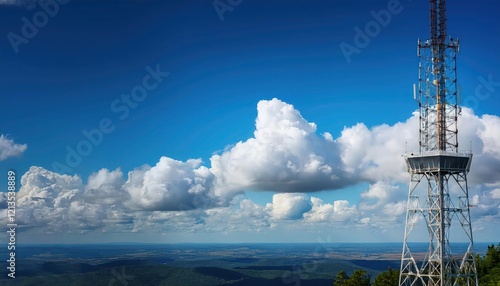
[0,242,493,286]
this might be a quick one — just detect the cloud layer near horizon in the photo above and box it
[1,98,499,237]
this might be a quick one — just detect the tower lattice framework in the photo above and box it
[399,0,478,285]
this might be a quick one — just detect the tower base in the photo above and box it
[399,152,478,286]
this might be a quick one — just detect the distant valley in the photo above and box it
[0,242,492,286]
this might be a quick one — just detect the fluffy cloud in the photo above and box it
[490,187,500,199]
[0,135,27,161]
[476,114,500,158]
[0,159,220,233]
[338,117,418,183]
[210,98,353,196]
[203,198,272,233]
[124,157,217,211]
[266,193,312,220]
[5,98,500,238]
[359,182,402,211]
[17,166,82,206]
[83,168,127,205]
[470,184,500,218]
[11,166,113,232]
[303,197,357,223]
[337,107,500,194]
[458,110,500,185]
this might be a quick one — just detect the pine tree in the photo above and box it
[372,267,399,286]
[333,270,370,286]
[476,243,500,285]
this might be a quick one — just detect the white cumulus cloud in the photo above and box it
[210,98,353,196]
[303,197,357,223]
[0,135,27,161]
[12,166,112,232]
[359,182,402,211]
[83,168,127,205]
[124,157,218,211]
[337,115,419,183]
[266,193,312,220]
[5,98,500,239]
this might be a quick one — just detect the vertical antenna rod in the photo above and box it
[432,0,447,151]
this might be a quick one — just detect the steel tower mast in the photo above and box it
[399,0,478,285]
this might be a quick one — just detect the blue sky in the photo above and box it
[0,0,499,244]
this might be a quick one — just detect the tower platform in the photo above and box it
[405,151,472,174]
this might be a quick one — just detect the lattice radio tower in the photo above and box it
[399,0,478,285]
